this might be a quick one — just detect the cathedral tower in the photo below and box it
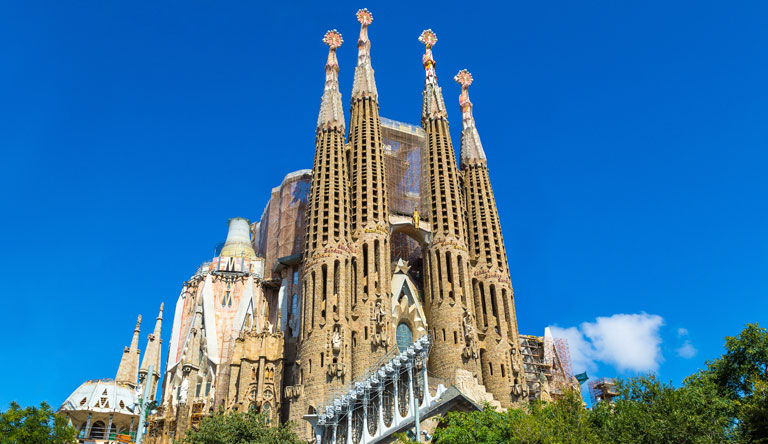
[293,29,354,431]
[418,30,482,382]
[347,9,393,379]
[116,315,142,388]
[456,70,526,406]
[139,303,164,401]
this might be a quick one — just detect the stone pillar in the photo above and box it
[377,384,384,434]
[84,413,92,438]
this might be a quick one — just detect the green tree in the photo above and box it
[432,391,601,444]
[700,323,768,443]
[592,374,735,444]
[182,409,303,444]
[0,401,76,444]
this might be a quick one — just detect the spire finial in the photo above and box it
[351,9,378,101]
[419,30,438,85]
[317,30,345,131]
[356,8,373,26]
[455,69,487,166]
[419,29,447,123]
[454,69,474,117]
[135,314,142,331]
[323,29,343,50]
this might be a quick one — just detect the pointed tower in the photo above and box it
[347,8,393,379]
[418,30,482,383]
[292,29,354,433]
[456,70,526,406]
[116,315,142,388]
[139,303,164,401]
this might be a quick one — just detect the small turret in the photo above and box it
[115,315,142,388]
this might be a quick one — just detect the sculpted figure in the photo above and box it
[331,325,342,354]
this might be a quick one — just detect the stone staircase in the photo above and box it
[452,369,503,411]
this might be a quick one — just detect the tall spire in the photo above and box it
[115,315,142,388]
[317,30,345,132]
[455,69,486,167]
[139,304,164,400]
[351,8,377,101]
[419,29,447,123]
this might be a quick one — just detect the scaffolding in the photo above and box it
[588,378,618,404]
[382,117,426,268]
[520,332,577,400]
[381,117,425,218]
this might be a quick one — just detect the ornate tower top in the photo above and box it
[419,29,447,122]
[455,69,486,166]
[317,30,345,132]
[351,8,378,101]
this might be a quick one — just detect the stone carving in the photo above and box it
[371,300,389,347]
[326,361,346,378]
[179,379,189,404]
[461,309,479,360]
[331,325,342,354]
[284,385,304,399]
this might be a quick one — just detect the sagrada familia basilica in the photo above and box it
[59,9,580,444]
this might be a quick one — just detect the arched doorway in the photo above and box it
[89,421,105,439]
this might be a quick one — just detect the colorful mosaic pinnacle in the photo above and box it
[322,29,343,49]
[418,29,437,48]
[455,69,474,112]
[356,8,373,26]
[454,69,473,88]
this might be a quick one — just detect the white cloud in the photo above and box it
[677,328,689,337]
[548,313,665,374]
[582,313,665,372]
[676,340,698,359]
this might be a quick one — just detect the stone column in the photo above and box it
[84,413,92,438]
[392,369,400,427]
[362,392,369,444]
[377,384,384,434]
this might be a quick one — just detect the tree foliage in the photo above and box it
[0,401,76,444]
[431,323,768,444]
[182,409,302,444]
[699,323,768,443]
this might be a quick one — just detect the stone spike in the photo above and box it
[351,9,378,101]
[455,69,486,166]
[419,29,447,123]
[317,30,345,132]
[115,315,142,388]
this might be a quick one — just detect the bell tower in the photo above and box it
[418,30,482,383]
[456,70,526,406]
[292,29,354,434]
[347,8,394,379]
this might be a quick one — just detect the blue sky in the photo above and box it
[1,1,766,408]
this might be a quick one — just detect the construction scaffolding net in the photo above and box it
[382,117,426,268]
[251,170,312,277]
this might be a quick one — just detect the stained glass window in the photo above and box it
[396,322,413,352]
